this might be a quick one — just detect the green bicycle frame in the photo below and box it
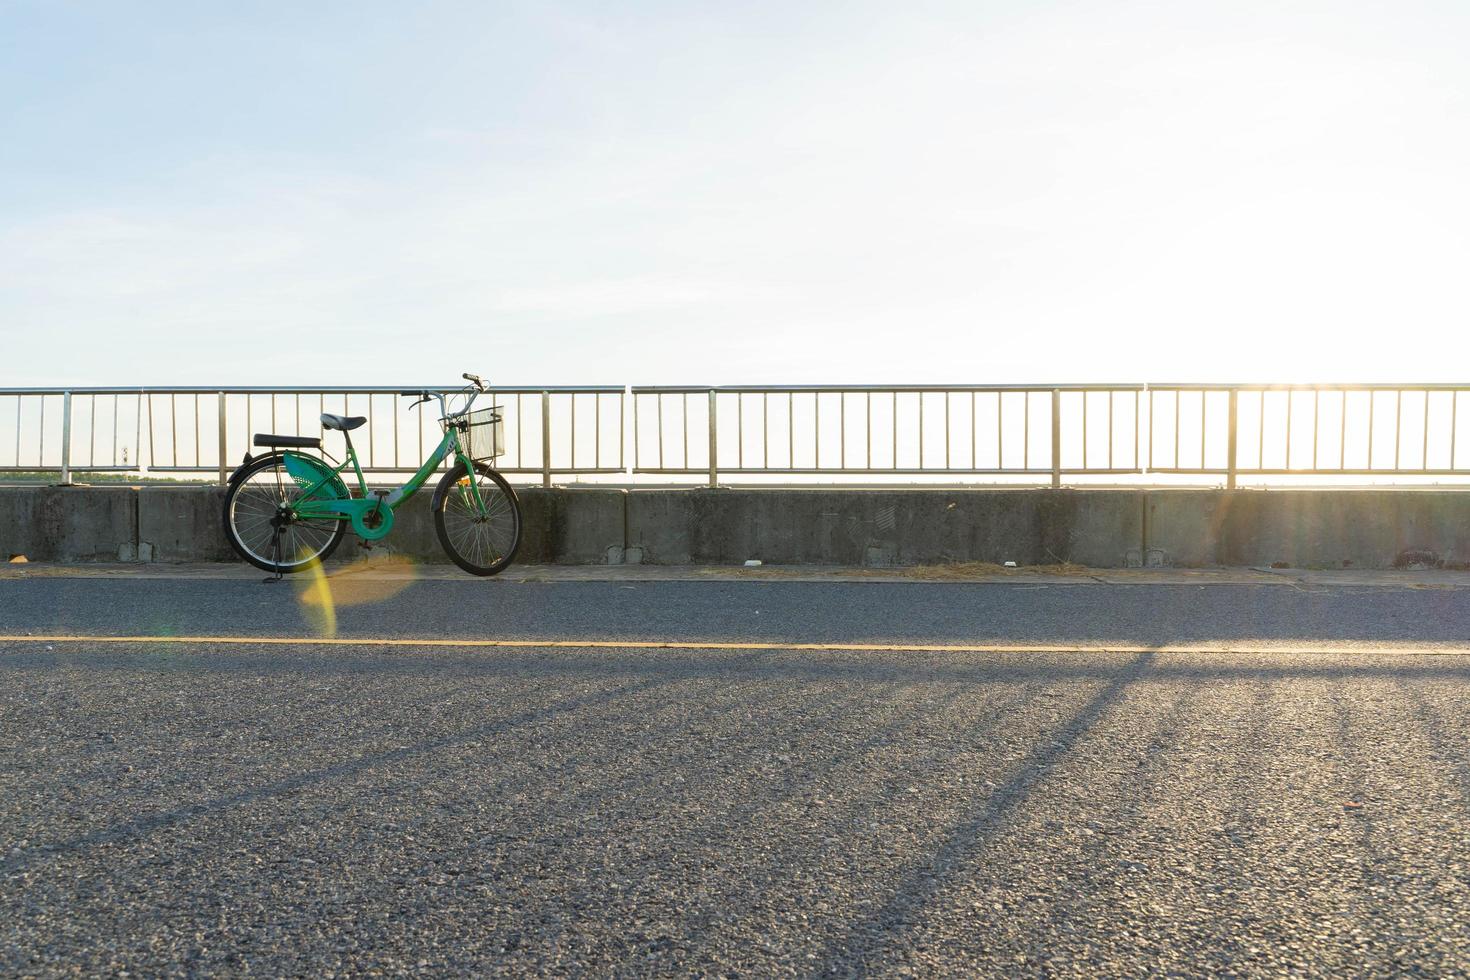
[285,423,489,540]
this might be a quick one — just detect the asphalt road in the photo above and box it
[4,572,1470,975]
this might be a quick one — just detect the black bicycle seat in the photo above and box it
[320,413,367,431]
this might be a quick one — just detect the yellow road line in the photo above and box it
[1,635,1469,656]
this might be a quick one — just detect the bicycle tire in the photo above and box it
[433,461,521,576]
[223,453,347,574]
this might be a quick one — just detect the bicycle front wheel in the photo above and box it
[433,461,521,576]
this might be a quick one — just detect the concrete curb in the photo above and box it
[2,486,1469,569]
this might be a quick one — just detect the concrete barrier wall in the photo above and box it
[625,489,1144,567]
[2,485,1468,569]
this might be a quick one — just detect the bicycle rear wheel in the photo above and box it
[433,461,521,576]
[223,454,347,574]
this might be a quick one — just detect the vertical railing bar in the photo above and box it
[540,390,552,487]
[1083,391,1089,471]
[1368,391,1376,470]
[789,392,795,470]
[1196,390,1204,471]
[1422,388,1430,470]
[59,392,71,483]
[658,394,665,469]
[1394,389,1403,471]
[943,391,950,470]
[994,392,1001,470]
[88,394,96,466]
[1133,389,1139,472]
[1226,388,1238,489]
[1317,387,1328,470]
[763,392,770,469]
[737,392,743,470]
[1339,390,1347,470]
[1025,392,1031,470]
[919,393,925,470]
[1285,390,1292,470]
[891,391,897,470]
[515,393,522,468]
[1198,389,1206,471]
[1050,388,1061,487]
[840,392,846,470]
[1453,390,1460,471]
[1147,390,1153,471]
[596,392,602,470]
[682,392,689,469]
[814,392,821,470]
[270,393,276,433]
[708,389,718,487]
[1107,390,1113,469]
[970,391,979,468]
[368,394,376,469]
[1173,389,1179,468]
[294,394,300,442]
[866,392,872,469]
[627,391,634,472]
[14,394,20,467]
[112,393,119,466]
[393,392,400,468]
[570,393,577,471]
[1258,391,1265,470]
[193,392,200,467]
[216,392,227,483]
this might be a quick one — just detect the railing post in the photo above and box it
[708,389,718,488]
[1226,388,1238,489]
[217,391,228,485]
[59,391,72,485]
[541,390,552,488]
[1050,388,1061,488]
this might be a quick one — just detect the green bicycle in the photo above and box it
[222,373,521,577]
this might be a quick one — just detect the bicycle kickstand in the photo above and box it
[262,524,284,584]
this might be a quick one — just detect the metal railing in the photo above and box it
[1147,385,1470,486]
[631,385,1146,484]
[5,383,1470,487]
[0,387,625,486]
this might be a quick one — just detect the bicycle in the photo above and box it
[222,373,521,577]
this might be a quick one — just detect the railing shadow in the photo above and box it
[813,649,1158,974]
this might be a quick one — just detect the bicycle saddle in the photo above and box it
[320,413,367,431]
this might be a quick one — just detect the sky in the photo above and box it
[2,0,1469,387]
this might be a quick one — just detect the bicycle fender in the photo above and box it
[429,461,475,513]
[225,451,257,488]
[281,452,350,501]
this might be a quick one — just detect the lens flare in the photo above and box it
[294,552,337,638]
[294,552,422,637]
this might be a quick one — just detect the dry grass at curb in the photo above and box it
[901,561,1093,579]
[700,561,1096,580]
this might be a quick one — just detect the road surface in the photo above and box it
[3,566,1470,975]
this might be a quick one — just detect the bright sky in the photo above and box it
[3,0,1468,388]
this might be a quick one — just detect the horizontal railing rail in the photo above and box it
[0,386,625,486]
[4,383,1470,487]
